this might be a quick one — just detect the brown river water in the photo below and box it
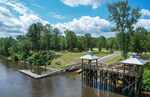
[0,56,148,97]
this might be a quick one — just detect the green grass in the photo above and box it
[142,54,150,60]
[47,65,62,68]
[104,55,124,64]
[50,50,113,67]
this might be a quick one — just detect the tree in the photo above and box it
[97,39,103,52]
[53,27,61,51]
[105,41,110,52]
[136,27,148,55]
[42,24,52,51]
[77,36,84,51]
[26,23,40,51]
[64,29,77,52]
[130,27,148,55]
[99,36,106,48]
[107,0,141,59]
[84,33,92,51]
[107,37,115,50]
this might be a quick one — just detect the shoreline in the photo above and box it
[1,55,150,95]
[0,55,56,70]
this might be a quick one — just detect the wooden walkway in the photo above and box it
[19,63,82,79]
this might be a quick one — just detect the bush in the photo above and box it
[46,60,52,65]
[27,52,47,65]
[41,51,47,55]
[47,55,51,60]
[11,55,18,61]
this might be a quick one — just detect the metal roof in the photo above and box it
[79,51,100,60]
[120,53,147,65]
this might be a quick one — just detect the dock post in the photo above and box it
[30,61,32,72]
[82,59,83,83]
[114,74,116,92]
[96,70,97,87]
[122,76,125,95]
[128,76,132,96]
[102,71,103,90]
[38,63,39,75]
[90,70,91,86]
[132,77,135,96]
[139,76,143,96]
[100,71,101,89]
[136,78,139,97]
[45,62,46,72]
[109,73,110,91]
[24,60,26,70]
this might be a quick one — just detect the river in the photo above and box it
[0,55,147,97]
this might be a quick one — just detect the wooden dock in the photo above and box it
[19,63,82,79]
[19,70,49,79]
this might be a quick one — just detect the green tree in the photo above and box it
[64,29,77,52]
[42,24,52,51]
[97,39,103,52]
[105,41,110,52]
[53,27,61,51]
[84,33,92,51]
[107,0,141,59]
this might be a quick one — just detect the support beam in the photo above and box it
[122,79,138,91]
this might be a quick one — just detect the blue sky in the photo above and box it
[1,0,150,38]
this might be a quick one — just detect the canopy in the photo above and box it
[79,51,100,60]
[120,53,147,65]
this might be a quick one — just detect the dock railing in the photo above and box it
[83,62,143,78]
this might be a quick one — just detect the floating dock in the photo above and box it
[19,70,51,79]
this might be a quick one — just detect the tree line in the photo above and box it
[0,0,150,61]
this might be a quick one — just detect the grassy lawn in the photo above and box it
[104,55,124,64]
[47,50,113,68]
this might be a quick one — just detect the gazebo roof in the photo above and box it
[79,51,100,60]
[120,53,147,65]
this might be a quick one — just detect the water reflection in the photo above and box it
[0,55,147,97]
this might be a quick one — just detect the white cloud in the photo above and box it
[0,0,49,38]
[0,0,29,14]
[32,3,45,9]
[135,19,150,30]
[53,16,113,37]
[134,9,150,31]
[60,0,110,9]
[141,9,150,17]
[48,12,66,19]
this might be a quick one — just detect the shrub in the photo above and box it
[11,55,18,61]
[27,52,47,65]
[47,55,51,60]
[41,51,47,55]
[46,60,52,65]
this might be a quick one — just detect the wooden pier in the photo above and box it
[19,63,82,79]
[81,62,144,97]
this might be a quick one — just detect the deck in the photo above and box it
[83,62,144,78]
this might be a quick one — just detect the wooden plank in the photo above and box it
[19,70,41,79]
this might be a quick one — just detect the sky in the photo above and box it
[1,0,150,38]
